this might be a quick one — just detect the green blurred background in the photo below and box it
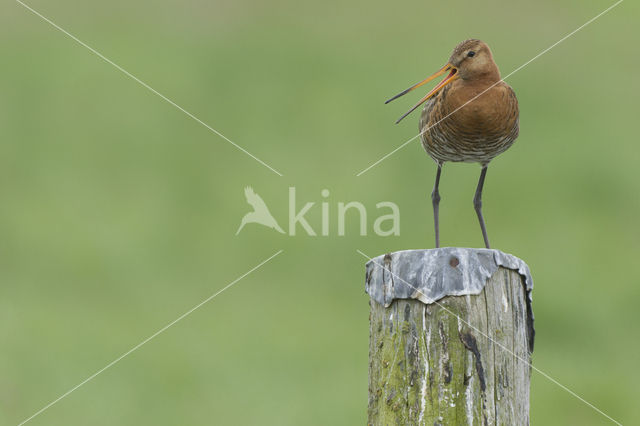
[1,0,639,424]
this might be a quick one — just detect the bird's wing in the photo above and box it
[244,186,269,211]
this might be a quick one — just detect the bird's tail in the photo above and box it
[235,219,246,235]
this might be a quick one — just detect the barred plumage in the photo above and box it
[420,80,519,165]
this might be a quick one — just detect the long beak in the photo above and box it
[385,63,459,124]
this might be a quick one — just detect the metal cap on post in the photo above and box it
[365,248,534,425]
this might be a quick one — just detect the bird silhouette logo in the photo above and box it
[236,187,285,235]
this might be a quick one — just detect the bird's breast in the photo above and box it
[420,80,519,164]
[446,82,517,134]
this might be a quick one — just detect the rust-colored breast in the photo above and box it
[419,80,519,165]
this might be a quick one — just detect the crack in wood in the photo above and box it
[459,331,487,392]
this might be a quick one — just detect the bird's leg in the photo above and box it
[431,163,442,248]
[473,165,490,249]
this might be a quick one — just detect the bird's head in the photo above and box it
[448,39,499,81]
[385,39,501,124]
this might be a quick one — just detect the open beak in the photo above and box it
[385,63,459,124]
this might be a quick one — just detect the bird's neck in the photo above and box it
[448,72,504,113]
[461,62,501,85]
[476,65,501,84]
[459,72,501,94]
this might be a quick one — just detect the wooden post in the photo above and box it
[365,248,534,426]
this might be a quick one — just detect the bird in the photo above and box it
[385,39,519,249]
[236,186,285,235]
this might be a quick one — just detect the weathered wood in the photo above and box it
[366,249,533,426]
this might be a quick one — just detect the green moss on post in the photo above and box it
[366,250,533,425]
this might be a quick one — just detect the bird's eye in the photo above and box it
[467,51,476,57]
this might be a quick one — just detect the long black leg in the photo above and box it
[431,163,442,248]
[473,165,490,249]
